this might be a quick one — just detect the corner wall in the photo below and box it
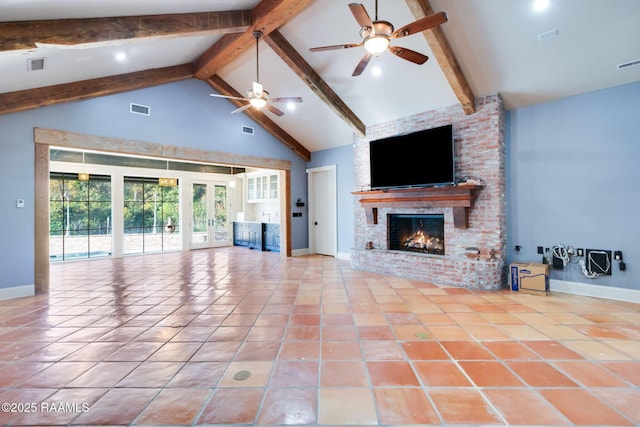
[506,80,640,291]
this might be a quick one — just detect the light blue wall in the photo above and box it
[0,78,309,290]
[506,80,640,290]
[307,144,354,256]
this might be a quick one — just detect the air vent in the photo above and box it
[617,59,640,70]
[537,28,559,42]
[130,103,150,116]
[242,125,254,135]
[28,58,45,71]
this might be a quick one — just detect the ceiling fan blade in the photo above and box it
[388,45,429,64]
[265,104,284,117]
[271,97,303,103]
[392,11,448,38]
[252,81,263,98]
[310,42,362,52]
[210,93,248,102]
[349,3,373,29]
[231,104,252,114]
[352,53,373,76]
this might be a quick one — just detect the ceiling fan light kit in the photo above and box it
[310,1,448,76]
[210,30,302,117]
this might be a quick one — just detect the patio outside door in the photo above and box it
[191,181,230,249]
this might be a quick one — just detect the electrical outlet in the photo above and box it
[537,246,544,254]
[515,245,521,252]
[614,251,623,261]
[577,248,584,257]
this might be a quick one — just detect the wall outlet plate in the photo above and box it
[585,249,612,275]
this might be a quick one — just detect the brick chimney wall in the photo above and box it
[351,95,507,289]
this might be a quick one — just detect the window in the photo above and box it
[123,177,180,254]
[49,173,112,260]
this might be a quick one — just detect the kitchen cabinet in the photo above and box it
[233,221,280,252]
[247,173,278,202]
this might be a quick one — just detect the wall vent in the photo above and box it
[617,59,640,70]
[130,103,150,116]
[242,125,254,135]
[28,58,45,71]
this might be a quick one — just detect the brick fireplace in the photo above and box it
[351,95,506,290]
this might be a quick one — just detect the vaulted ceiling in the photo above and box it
[1,0,639,161]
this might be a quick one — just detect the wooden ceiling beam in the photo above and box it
[194,0,314,79]
[0,11,251,52]
[207,75,311,162]
[0,63,193,115]
[406,0,476,115]
[264,30,366,137]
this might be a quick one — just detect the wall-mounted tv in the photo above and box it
[369,124,455,190]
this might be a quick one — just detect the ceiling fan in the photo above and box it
[210,30,302,116]
[310,1,448,76]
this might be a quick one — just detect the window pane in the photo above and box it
[89,201,111,234]
[89,234,111,258]
[68,202,88,236]
[90,179,111,202]
[124,181,143,202]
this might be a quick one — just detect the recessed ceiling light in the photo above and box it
[533,0,550,12]
[371,66,382,77]
[115,52,127,61]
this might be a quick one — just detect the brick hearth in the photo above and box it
[351,95,506,290]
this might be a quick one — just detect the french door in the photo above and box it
[190,181,230,249]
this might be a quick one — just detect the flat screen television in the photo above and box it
[369,124,455,190]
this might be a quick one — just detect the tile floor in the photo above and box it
[0,247,639,426]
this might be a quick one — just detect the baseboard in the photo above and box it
[551,279,640,304]
[0,284,35,301]
[292,248,310,257]
[336,251,351,261]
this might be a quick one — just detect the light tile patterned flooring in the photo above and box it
[0,247,639,426]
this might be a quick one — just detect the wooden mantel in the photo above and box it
[352,184,483,229]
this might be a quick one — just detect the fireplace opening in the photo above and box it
[388,214,445,255]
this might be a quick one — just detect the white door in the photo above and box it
[308,166,337,256]
[190,181,230,249]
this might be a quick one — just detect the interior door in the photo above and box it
[191,181,229,249]
[309,166,336,256]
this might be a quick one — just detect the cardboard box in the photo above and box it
[509,263,550,296]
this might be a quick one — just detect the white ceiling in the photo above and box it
[1,0,639,153]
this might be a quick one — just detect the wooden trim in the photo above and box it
[35,127,292,171]
[353,184,483,228]
[0,64,194,115]
[1,11,251,52]
[405,0,476,115]
[34,143,50,294]
[206,75,311,162]
[284,170,292,257]
[264,30,367,136]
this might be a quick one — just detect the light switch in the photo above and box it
[16,199,24,208]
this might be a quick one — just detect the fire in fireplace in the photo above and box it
[388,214,445,255]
